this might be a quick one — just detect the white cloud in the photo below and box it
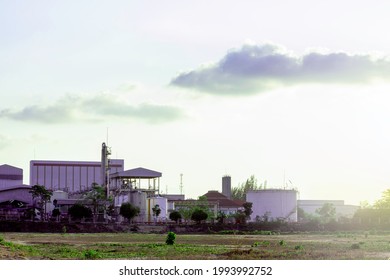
[171,43,390,95]
[0,93,185,124]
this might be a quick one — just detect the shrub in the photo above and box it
[191,209,208,224]
[166,231,176,245]
[295,245,304,250]
[169,211,182,223]
[52,208,60,217]
[68,204,92,220]
[120,203,140,223]
[279,240,286,246]
[83,249,101,259]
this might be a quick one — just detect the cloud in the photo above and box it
[0,94,185,124]
[170,43,390,95]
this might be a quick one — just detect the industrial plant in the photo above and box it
[0,142,359,225]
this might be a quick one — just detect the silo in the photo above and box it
[222,175,232,199]
[130,191,148,222]
[246,189,298,222]
[148,196,168,222]
[47,190,69,214]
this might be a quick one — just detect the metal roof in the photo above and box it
[111,167,162,179]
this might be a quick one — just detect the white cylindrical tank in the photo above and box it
[130,191,148,223]
[47,190,69,214]
[148,196,168,222]
[246,189,298,222]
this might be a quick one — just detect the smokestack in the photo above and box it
[101,142,110,198]
[222,175,231,199]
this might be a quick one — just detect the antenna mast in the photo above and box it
[179,173,183,195]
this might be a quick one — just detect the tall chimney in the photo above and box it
[222,175,231,199]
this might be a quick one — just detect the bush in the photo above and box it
[191,209,208,224]
[295,245,304,250]
[169,211,182,223]
[83,249,101,259]
[166,231,176,245]
[68,204,92,220]
[52,208,60,217]
[120,203,140,223]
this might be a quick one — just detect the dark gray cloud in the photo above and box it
[0,94,184,124]
[171,43,390,94]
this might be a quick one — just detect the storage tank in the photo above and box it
[148,196,168,222]
[246,189,298,222]
[47,190,69,214]
[129,191,148,223]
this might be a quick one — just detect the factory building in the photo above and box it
[110,167,162,222]
[0,164,33,218]
[30,159,124,193]
[298,200,359,220]
[246,189,298,222]
[0,164,23,190]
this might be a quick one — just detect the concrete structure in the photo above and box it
[222,175,232,199]
[0,164,23,190]
[298,200,359,220]
[148,196,168,222]
[30,159,124,193]
[111,167,162,222]
[110,167,162,192]
[246,189,298,222]
[163,194,185,212]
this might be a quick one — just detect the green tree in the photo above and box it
[316,203,336,223]
[177,196,215,223]
[177,206,193,223]
[152,204,161,220]
[169,211,182,223]
[120,202,140,223]
[216,211,227,224]
[231,175,264,200]
[191,209,208,224]
[242,202,253,219]
[374,189,390,209]
[68,204,92,220]
[84,183,109,222]
[29,184,53,220]
[233,210,247,224]
[196,195,215,220]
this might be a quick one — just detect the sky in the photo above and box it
[1,0,390,205]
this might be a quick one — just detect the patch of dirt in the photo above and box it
[0,245,27,260]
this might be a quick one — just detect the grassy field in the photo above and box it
[1,231,390,260]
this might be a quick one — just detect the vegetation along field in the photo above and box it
[2,231,390,260]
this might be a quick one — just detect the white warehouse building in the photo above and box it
[246,189,298,222]
[30,159,124,193]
